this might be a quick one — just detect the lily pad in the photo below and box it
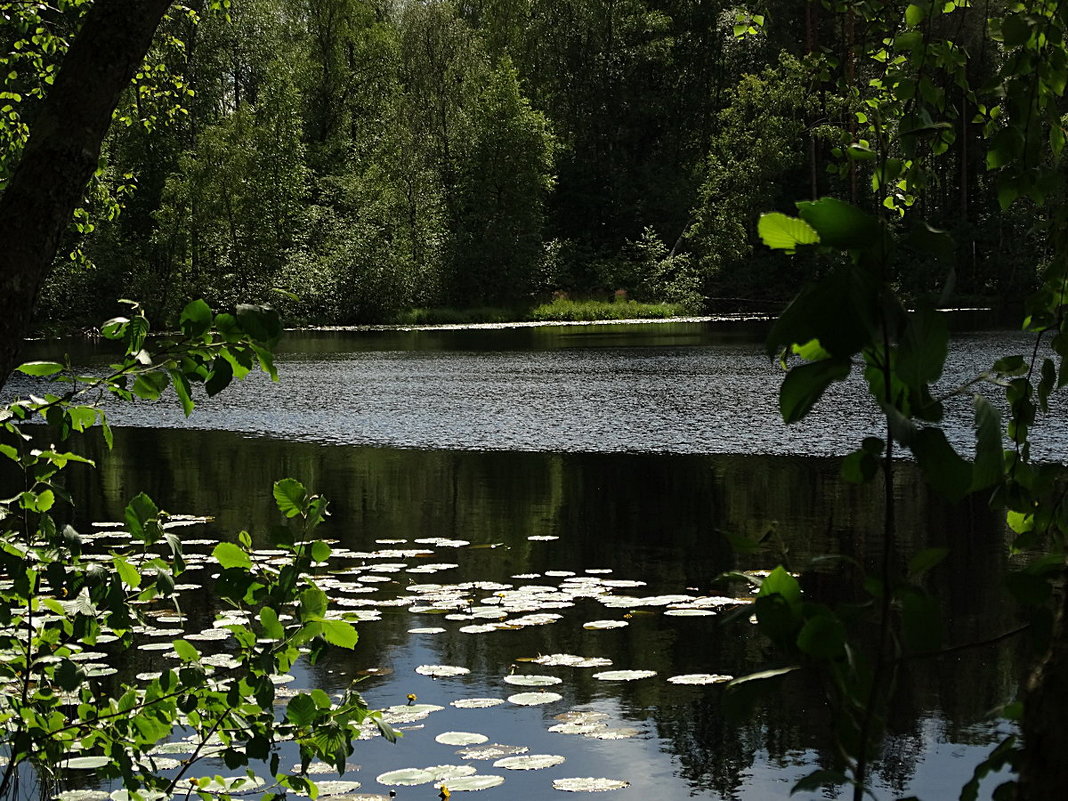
[311,781,364,795]
[502,674,562,687]
[666,673,734,685]
[533,654,612,668]
[591,670,656,681]
[548,722,606,735]
[450,698,505,709]
[439,775,505,791]
[582,620,628,630]
[458,624,501,634]
[663,608,716,617]
[381,703,445,723]
[493,755,566,771]
[416,664,471,678]
[553,777,630,792]
[435,732,489,746]
[455,744,528,760]
[507,692,563,706]
[584,727,641,740]
[375,768,435,786]
[423,765,477,781]
[63,757,111,770]
[552,710,610,724]
[408,627,446,634]
[292,762,362,775]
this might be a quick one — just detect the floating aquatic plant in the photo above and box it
[507,692,563,706]
[552,777,630,792]
[435,732,489,746]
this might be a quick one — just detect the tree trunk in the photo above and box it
[0,0,173,387]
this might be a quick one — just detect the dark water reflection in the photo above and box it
[62,429,1024,801]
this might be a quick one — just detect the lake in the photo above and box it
[7,317,1042,800]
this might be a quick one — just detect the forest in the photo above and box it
[6,1,1068,799]
[3,0,1050,331]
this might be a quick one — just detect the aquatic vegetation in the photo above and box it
[552,777,631,792]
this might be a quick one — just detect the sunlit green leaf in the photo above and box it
[319,619,358,649]
[273,478,307,518]
[757,212,820,253]
[212,541,251,570]
[16,361,63,377]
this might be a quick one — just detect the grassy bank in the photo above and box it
[394,297,694,325]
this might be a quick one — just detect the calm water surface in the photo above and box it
[11,319,1039,800]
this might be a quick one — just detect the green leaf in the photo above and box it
[180,299,213,338]
[173,639,201,662]
[767,265,881,359]
[841,437,884,484]
[16,361,63,377]
[101,317,129,339]
[56,658,85,692]
[132,371,169,401]
[236,303,282,346]
[310,540,331,563]
[205,357,233,397]
[21,489,55,512]
[125,314,150,353]
[911,428,972,502]
[796,197,881,250]
[286,693,318,726]
[987,127,1024,170]
[213,542,252,570]
[758,566,802,606]
[67,405,97,432]
[1001,14,1031,47]
[757,213,820,253]
[993,355,1027,376]
[779,359,851,424]
[300,587,328,620]
[113,556,142,589]
[259,606,284,640]
[125,492,159,540]
[1007,510,1033,534]
[169,369,195,417]
[904,3,926,25]
[790,339,831,361]
[972,396,1004,491]
[897,309,949,389]
[273,478,307,518]
[319,619,358,649]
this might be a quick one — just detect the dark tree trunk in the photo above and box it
[0,0,173,387]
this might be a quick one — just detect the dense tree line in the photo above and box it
[6,0,1050,329]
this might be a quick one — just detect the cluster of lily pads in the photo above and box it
[34,523,754,799]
